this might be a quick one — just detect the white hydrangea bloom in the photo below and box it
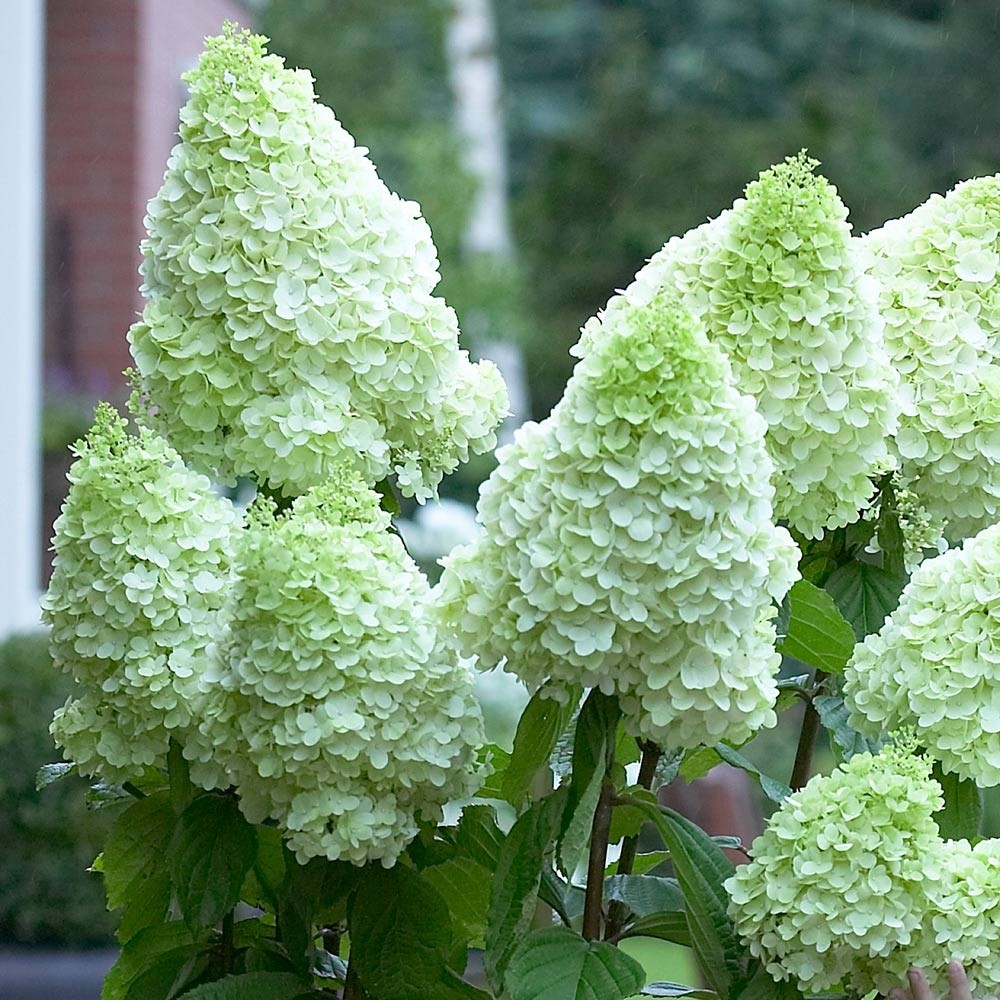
[188,469,484,866]
[864,174,1000,540]
[845,522,1000,786]
[597,152,897,538]
[726,741,945,994]
[436,293,799,750]
[128,26,507,500]
[41,404,240,781]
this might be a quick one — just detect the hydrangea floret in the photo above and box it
[863,174,1000,540]
[604,153,897,538]
[187,468,484,865]
[41,404,240,781]
[436,292,800,750]
[726,740,945,994]
[844,521,1000,786]
[128,25,507,500]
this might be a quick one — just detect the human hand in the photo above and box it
[888,963,973,1000]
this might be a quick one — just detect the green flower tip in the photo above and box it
[75,402,130,460]
[742,149,842,232]
[185,23,270,90]
[290,469,383,527]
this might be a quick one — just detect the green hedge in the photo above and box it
[0,630,116,946]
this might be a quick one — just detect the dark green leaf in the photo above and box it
[538,865,575,926]
[641,806,744,999]
[736,962,805,1000]
[349,864,453,998]
[620,911,691,947]
[168,739,197,815]
[168,794,257,933]
[505,926,645,1000]
[714,745,791,804]
[118,868,171,944]
[778,580,856,675]
[103,791,175,912]
[876,478,906,579]
[423,856,493,944]
[175,972,311,999]
[455,804,505,869]
[604,874,685,916]
[485,787,568,990]
[932,762,983,841]
[101,921,201,1000]
[825,561,907,640]
[35,761,75,790]
[813,694,884,762]
[503,688,575,803]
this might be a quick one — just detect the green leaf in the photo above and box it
[736,962,805,1000]
[424,856,493,944]
[640,983,717,998]
[774,675,811,714]
[876,478,906,579]
[349,864,454,998]
[606,851,670,877]
[175,973,311,999]
[505,926,645,1000]
[619,911,691,947]
[478,743,513,800]
[813,694,884,762]
[824,561,907,640]
[609,788,658,843]
[455,804,506,869]
[168,739,197,815]
[118,868,171,944]
[35,761,75,789]
[714,745,791,804]
[168,793,257,933]
[485,787,568,990]
[932,762,984,841]
[604,875,685,916]
[103,791,175,912]
[101,921,201,1000]
[679,746,722,783]
[640,805,744,999]
[503,688,576,803]
[778,580,856,675]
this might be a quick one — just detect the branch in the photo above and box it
[790,670,827,791]
[582,781,614,941]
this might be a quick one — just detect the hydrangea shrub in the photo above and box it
[37,23,1000,1000]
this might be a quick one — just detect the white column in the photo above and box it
[0,0,44,634]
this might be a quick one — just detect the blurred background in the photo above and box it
[3,0,1000,992]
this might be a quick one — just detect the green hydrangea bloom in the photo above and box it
[41,404,240,780]
[188,469,484,865]
[608,153,897,538]
[845,522,1000,786]
[128,26,507,500]
[436,293,799,750]
[726,741,945,994]
[864,175,1000,540]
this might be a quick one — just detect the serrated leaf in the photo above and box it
[424,856,492,944]
[506,926,645,1000]
[103,791,175,912]
[932,762,983,841]
[813,694,884,762]
[485,787,568,990]
[778,580,856,675]
[503,689,575,803]
[604,875,685,916]
[640,983,717,998]
[640,805,744,998]
[36,760,75,789]
[824,560,907,640]
[455,804,505,869]
[349,865,453,998]
[714,745,791,804]
[679,746,722,783]
[559,757,605,875]
[620,911,691,947]
[176,972,311,999]
[101,921,201,1000]
[168,793,257,933]
[657,748,685,786]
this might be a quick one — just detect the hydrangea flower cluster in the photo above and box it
[610,152,897,538]
[128,26,507,500]
[726,741,946,994]
[41,405,240,781]
[436,293,800,750]
[187,469,484,865]
[863,174,1000,540]
[728,740,1000,999]
[844,521,1000,786]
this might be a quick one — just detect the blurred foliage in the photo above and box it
[261,0,1000,418]
[0,632,116,946]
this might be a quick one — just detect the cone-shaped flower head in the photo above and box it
[611,152,897,538]
[188,469,484,865]
[436,292,799,750]
[863,174,1000,540]
[41,404,240,780]
[845,521,1000,786]
[128,25,507,500]
[726,740,945,994]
